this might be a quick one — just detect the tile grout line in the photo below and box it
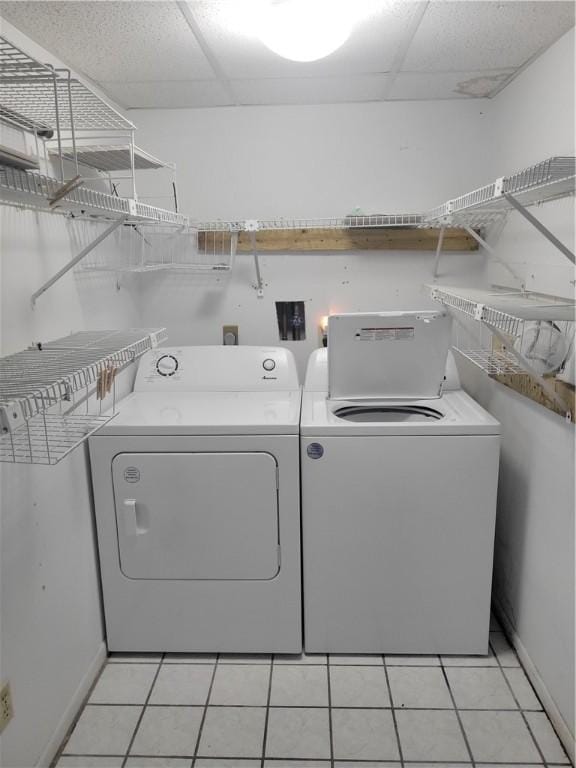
[259,654,275,768]
[326,654,335,768]
[383,653,405,767]
[120,653,165,768]
[439,654,477,767]
[488,636,554,767]
[191,652,220,768]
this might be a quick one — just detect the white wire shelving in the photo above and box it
[81,224,237,275]
[0,328,166,464]
[428,284,575,417]
[194,214,425,232]
[53,144,169,173]
[426,157,576,226]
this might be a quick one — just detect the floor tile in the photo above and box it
[385,655,440,666]
[332,708,399,761]
[219,654,271,664]
[89,664,157,705]
[265,707,331,759]
[503,668,543,710]
[125,760,190,767]
[163,653,217,664]
[148,664,213,706]
[196,762,260,767]
[56,759,124,767]
[108,654,162,664]
[460,710,542,763]
[334,764,398,768]
[490,632,520,667]
[63,705,141,756]
[265,763,330,767]
[198,707,266,758]
[330,666,390,708]
[388,667,453,709]
[440,648,498,667]
[275,654,327,665]
[210,664,270,706]
[396,709,469,762]
[524,711,570,763]
[270,665,328,706]
[130,706,202,757]
[329,654,384,665]
[445,667,517,709]
[404,764,471,767]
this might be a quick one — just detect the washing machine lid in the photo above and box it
[300,390,500,436]
[98,390,302,435]
[328,311,452,400]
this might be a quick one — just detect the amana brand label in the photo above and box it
[124,467,141,483]
[307,443,324,460]
[356,326,415,341]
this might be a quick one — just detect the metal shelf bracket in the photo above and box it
[462,225,525,288]
[503,192,575,265]
[31,217,125,306]
[245,219,264,297]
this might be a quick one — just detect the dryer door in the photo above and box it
[112,452,279,580]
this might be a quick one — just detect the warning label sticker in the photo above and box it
[356,326,415,341]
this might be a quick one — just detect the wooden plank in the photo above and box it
[198,227,477,253]
[493,372,575,421]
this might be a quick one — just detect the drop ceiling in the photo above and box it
[0,0,573,108]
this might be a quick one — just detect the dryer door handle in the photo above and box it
[123,498,141,537]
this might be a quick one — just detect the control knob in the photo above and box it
[156,354,178,377]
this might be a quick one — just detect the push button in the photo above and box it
[262,358,276,371]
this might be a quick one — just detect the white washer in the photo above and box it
[301,312,500,655]
[90,346,302,653]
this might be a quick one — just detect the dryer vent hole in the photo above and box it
[276,301,306,341]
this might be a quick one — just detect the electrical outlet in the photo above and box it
[223,325,239,345]
[0,681,13,733]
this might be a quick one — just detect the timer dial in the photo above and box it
[156,354,179,377]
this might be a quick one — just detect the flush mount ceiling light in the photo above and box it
[218,0,384,63]
[258,0,352,62]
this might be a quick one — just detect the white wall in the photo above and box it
[462,26,575,746]
[134,101,490,374]
[0,207,140,767]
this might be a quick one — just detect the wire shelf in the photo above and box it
[428,285,575,336]
[0,328,166,465]
[454,348,526,376]
[54,144,168,172]
[426,157,575,226]
[0,163,189,225]
[81,225,235,274]
[194,214,425,232]
[0,37,134,132]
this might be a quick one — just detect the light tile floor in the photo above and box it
[54,622,572,768]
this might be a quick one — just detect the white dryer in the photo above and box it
[301,312,500,655]
[90,346,302,653]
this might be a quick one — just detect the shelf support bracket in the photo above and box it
[432,226,446,277]
[463,225,525,288]
[31,218,125,306]
[246,221,263,297]
[503,193,575,265]
[488,324,571,420]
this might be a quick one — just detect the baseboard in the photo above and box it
[492,597,575,764]
[36,641,107,767]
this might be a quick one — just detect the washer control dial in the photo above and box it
[156,354,179,377]
[262,358,276,372]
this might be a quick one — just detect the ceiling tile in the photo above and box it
[190,0,417,78]
[403,0,575,72]
[389,69,516,100]
[0,0,216,81]
[231,74,390,105]
[99,79,233,109]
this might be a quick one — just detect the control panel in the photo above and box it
[134,346,300,392]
